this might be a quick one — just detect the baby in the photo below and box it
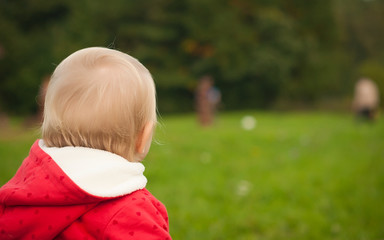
[0,47,171,240]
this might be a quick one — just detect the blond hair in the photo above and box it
[42,47,157,162]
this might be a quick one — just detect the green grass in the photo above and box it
[1,111,383,240]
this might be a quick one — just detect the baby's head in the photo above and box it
[42,47,157,162]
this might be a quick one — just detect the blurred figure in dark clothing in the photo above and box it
[196,75,221,126]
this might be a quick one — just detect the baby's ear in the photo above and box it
[135,122,154,160]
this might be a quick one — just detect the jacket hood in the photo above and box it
[0,140,148,240]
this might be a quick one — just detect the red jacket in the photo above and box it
[0,140,171,240]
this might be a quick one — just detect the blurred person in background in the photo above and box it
[196,75,221,126]
[352,78,380,121]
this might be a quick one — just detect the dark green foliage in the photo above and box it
[0,0,383,114]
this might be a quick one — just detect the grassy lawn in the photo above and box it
[1,111,383,239]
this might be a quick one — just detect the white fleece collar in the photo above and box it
[38,140,147,198]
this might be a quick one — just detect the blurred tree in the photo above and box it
[0,0,69,114]
[335,0,384,62]
[166,0,305,109]
[0,0,383,114]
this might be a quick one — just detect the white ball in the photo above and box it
[241,116,256,130]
